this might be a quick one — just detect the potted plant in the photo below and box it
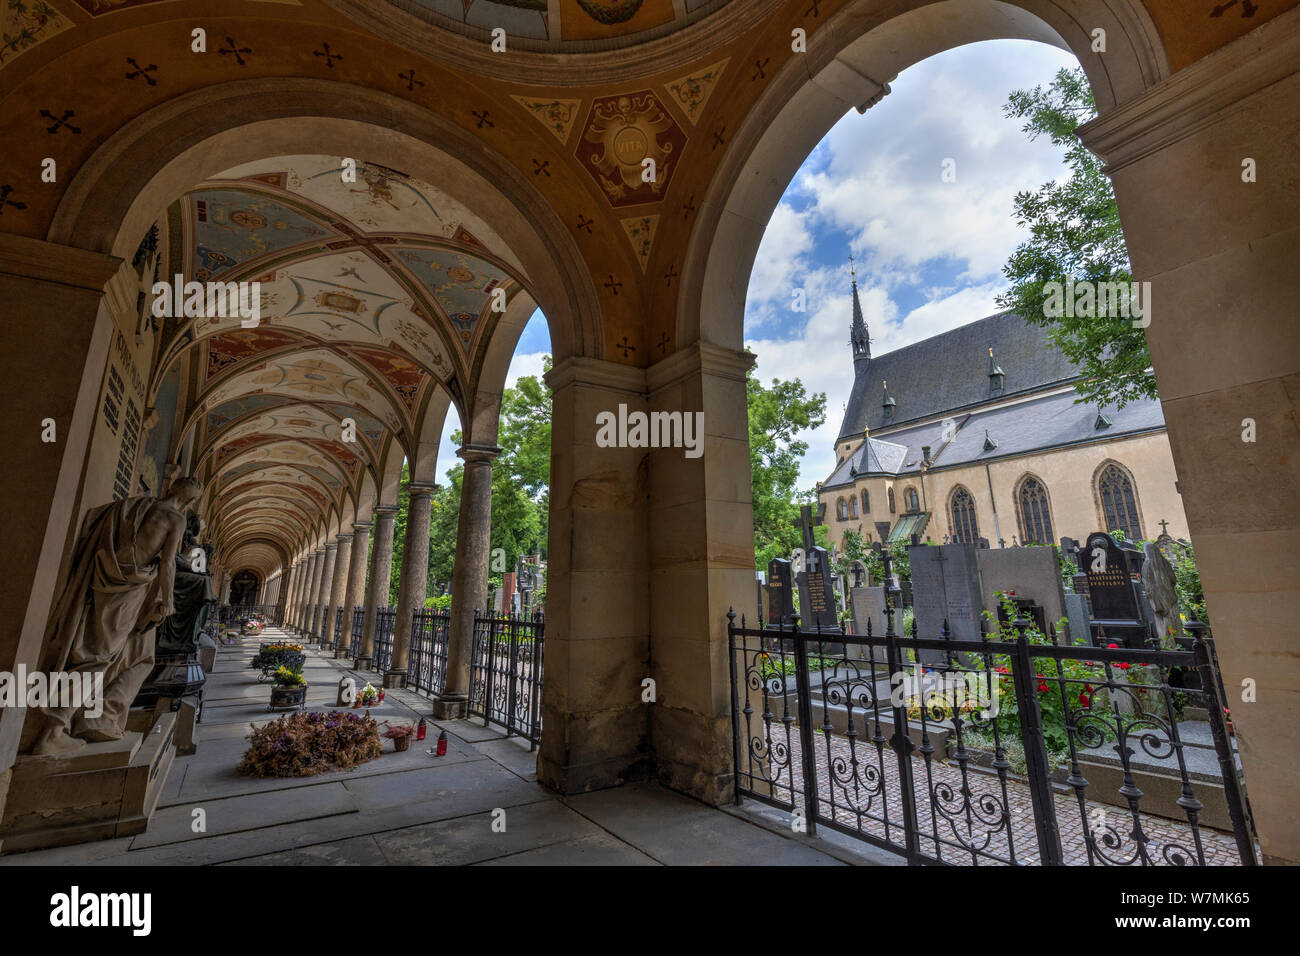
[381,721,417,752]
[269,662,308,710]
[360,682,380,706]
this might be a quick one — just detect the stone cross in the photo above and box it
[792,503,823,555]
[1159,519,1170,536]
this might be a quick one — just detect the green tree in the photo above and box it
[997,67,1155,409]
[747,361,827,570]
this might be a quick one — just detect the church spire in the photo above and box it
[849,256,870,359]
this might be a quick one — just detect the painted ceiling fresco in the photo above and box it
[397,0,730,44]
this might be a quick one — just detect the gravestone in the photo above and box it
[976,545,1068,638]
[909,542,984,664]
[798,546,839,631]
[849,586,890,664]
[1082,531,1151,648]
[766,557,794,627]
[1063,591,1091,645]
[1141,541,1183,648]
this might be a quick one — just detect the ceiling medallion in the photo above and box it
[577,91,686,207]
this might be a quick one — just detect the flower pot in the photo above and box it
[270,685,307,710]
[393,736,410,752]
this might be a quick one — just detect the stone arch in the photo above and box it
[49,78,603,364]
[677,0,1168,351]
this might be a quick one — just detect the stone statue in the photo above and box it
[1141,541,1182,649]
[154,512,215,657]
[29,477,204,755]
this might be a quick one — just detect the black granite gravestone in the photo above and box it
[767,557,795,627]
[800,546,839,630]
[909,542,984,664]
[1083,531,1151,647]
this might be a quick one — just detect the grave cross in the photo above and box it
[792,503,823,554]
[1158,519,1170,536]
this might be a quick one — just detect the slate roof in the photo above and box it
[821,388,1166,489]
[836,311,1080,441]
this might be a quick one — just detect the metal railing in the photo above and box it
[373,607,396,673]
[222,604,282,625]
[333,606,344,646]
[728,605,1256,867]
[468,610,545,748]
[409,609,452,697]
[349,606,365,657]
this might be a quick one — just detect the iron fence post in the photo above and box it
[884,625,921,862]
[483,609,494,729]
[791,620,819,836]
[1010,625,1065,865]
[727,608,743,806]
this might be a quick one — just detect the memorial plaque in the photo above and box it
[801,546,839,630]
[1083,532,1142,622]
[767,558,794,626]
[909,543,984,664]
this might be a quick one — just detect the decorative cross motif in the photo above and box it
[124,57,158,85]
[1158,519,1170,536]
[220,37,252,65]
[471,109,494,128]
[681,195,697,220]
[39,109,80,134]
[657,333,671,354]
[0,185,27,217]
[398,69,424,91]
[711,126,727,151]
[752,57,770,81]
[615,336,636,358]
[576,214,594,234]
[603,274,623,296]
[1210,0,1258,16]
[663,265,678,287]
[313,43,342,68]
[532,159,550,177]
[805,0,822,16]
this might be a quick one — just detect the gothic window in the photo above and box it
[888,488,896,514]
[949,486,979,544]
[837,497,848,520]
[904,487,920,513]
[861,489,870,514]
[1096,461,1143,540]
[849,496,858,518]
[1016,475,1054,545]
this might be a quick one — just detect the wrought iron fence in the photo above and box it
[333,607,344,646]
[728,605,1257,867]
[409,609,451,697]
[469,610,545,748]
[222,604,282,625]
[374,607,396,673]
[350,606,365,657]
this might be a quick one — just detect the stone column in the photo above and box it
[436,444,500,718]
[292,556,310,631]
[646,342,756,803]
[289,559,305,631]
[338,523,370,659]
[322,534,351,650]
[360,505,398,668]
[314,543,338,647]
[388,483,435,688]
[309,546,330,641]
[300,554,317,633]
[538,357,651,793]
[1079,14,1300,862]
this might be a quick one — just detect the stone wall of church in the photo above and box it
[822,430,1189,549]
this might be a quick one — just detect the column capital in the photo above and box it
[352,522,372,532]
[545,355,646,395]
[647,339,756,393]
[407,481,439,498]
[457,443,501,465]
[374,504,400,517]
[324,542,337,552]
[336,533,354,543]
[315,546,326,554]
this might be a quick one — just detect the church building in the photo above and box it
[819,275,1189,551]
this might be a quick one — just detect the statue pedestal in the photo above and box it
[0,709,178,854]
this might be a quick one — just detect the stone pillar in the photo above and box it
[388,483,435,688]
[436,444,500,718]
[292,556,310,631]
[288,560,304,631]
[538,357,651,793]
[360,505,398,668]
[299,554,317,633]
[338,523,370,659]
[315,543,338,646]
[309,546,330,641]
[1081,14,1300,862]
[322,534,351,650]
[645,342,756,803]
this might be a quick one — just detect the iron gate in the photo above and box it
[468,611,544,748]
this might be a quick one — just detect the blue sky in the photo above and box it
[437,39,1080,488]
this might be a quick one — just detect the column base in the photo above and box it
[382,669,407,689]
[354,655,372,670]
[537,751,653,795]
[333,647,350,660]
[430,693,469,720]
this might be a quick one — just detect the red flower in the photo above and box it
[1079,692,1091,708]
[1037,680,1050,693]
[1106,643,1119,649]
[1116,661,1131,671]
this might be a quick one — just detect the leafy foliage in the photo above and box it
[748,360,827,570]
[997,67,1156,409]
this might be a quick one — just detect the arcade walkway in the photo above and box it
[0,629,882,866]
